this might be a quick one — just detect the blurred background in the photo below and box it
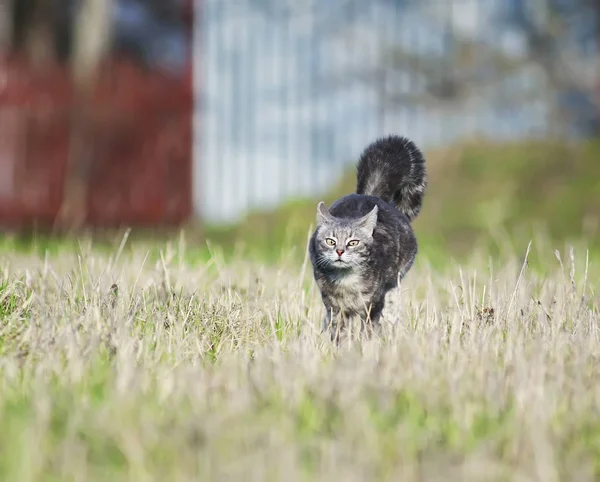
[0,0,599,262]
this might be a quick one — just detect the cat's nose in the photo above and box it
[336,249,344,256]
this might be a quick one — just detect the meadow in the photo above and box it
[0,139,599,481]
[0,229,598,482]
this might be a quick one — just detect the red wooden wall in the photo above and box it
[0,3,194,229]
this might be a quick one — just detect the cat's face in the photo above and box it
[313,202,378,270]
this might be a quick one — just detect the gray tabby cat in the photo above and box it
[309,135,427,342]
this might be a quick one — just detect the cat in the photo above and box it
[308,135,427,342]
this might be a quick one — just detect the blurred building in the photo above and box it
[0,0,598,229]
[197,0,600,223]
[0,0,193,229]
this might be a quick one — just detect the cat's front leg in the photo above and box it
[360,300,385,339]
[361,314,383,339]
[324,310,371,343]
[324,308,351,345]
[322,306,339,337]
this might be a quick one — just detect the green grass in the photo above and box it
[198,139,600,266]
[0,231,598,481]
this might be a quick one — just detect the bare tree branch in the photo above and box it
[505,0,600,133]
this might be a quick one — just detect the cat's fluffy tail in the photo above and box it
[355,135,427,221]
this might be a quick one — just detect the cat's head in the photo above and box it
[312,201,378,270]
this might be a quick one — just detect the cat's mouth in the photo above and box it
[329,259,352,272]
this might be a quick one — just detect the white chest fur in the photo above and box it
[327,271,369,313]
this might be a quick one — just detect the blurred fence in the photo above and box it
[197,0,600,223]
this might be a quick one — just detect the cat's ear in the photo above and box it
[357,205,378,234]
[316,202,334,225]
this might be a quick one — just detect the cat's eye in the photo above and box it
[325,238,336,246]
[347,240,360,247]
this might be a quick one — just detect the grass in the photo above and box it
[0,231,598,481]
[0,137,598,480]
[201,138,600,265]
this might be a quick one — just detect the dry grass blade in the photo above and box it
[506,241,532,318]
[0,240,597,482]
